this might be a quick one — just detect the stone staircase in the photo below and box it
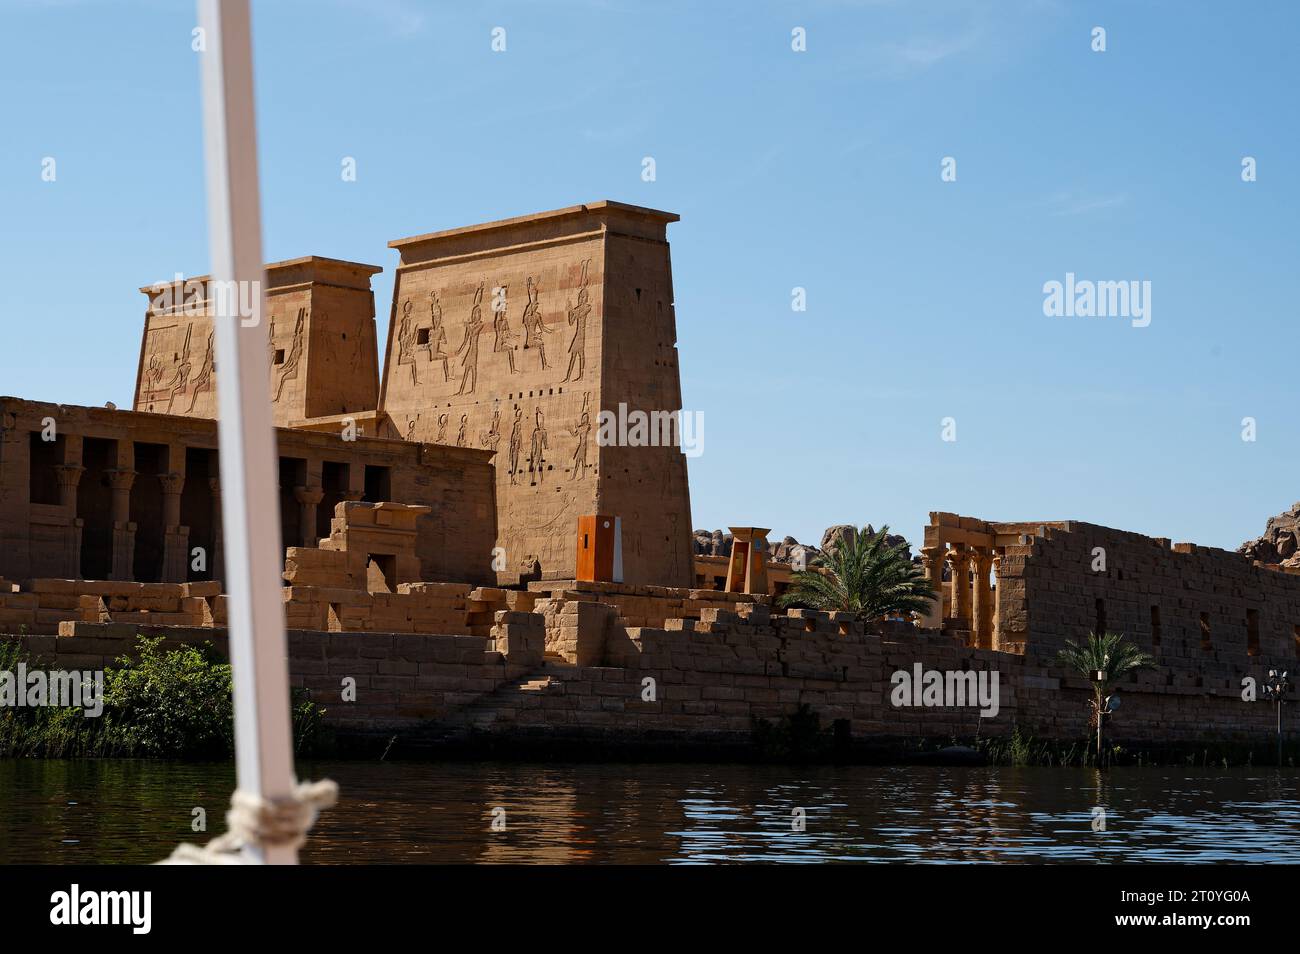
[441,653,579,733]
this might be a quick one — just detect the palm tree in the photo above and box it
[1054,631,1156,766]
[777,525,936,621]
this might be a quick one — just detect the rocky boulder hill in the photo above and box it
[692,525,915,568]
[1238,502,1300,569]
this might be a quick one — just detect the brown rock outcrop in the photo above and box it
[1239,502,1300,568]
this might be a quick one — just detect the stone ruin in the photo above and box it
[1239,501,1300,570]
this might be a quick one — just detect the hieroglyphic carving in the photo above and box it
[521,276,550,370]
[165,324,193,413]
[454,283,485,395]
[499,493,577,581]
[668,511,680,578]
[562,260,591,383]
[144,353,164,399]
[528,406,547,486]
[508,405,523,485]
[480,405,501,454]
[491,283,519,374]
[630,510,644,558]
[455,413,468,447]
[426,290,449,382]
[397,299,420,386]
[274,308,306,402]
[406,417,416,441]
[436,413,449,444]
[185,331,215,413]
[569,392,592,480]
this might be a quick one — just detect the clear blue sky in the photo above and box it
[1,0,1295,553]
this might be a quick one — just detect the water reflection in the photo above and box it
[0,760,1297,864]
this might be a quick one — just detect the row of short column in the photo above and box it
[96,467,210,583]
[919,543,1000,649]
[38,434,366,582]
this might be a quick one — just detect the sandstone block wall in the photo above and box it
[134,256,383,425]
[4,596,1291,748]
[0,396,497,587]
[378,202,695,587]
[0,579,223,635]
[999,521,1300,664]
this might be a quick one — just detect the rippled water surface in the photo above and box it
[1,760,1297,864]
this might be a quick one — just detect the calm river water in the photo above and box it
[1,760,1297,864]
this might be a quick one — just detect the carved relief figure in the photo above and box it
[521,276,550,370]
[491,283,519,374]
[406,417,416,441]
[436,413,449,443]
[454,283,485,395]
[427,291,449,382]
[274,308,306,402]
[185,330,215,412]
[165,324,194,413]
[456,413,468,447]
[668,512,681,579]
[266,316,277,368]
[528,407,547,486]
[569,392,592,480]
[480,405,501,453]
[563,259,591,383]
[508,406,523,485]
[397,299,420,386]
[144,353,164,409]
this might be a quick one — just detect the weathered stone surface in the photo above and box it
[1239,502,1300,566]
[379,202,694,587]
[134,257,383,426]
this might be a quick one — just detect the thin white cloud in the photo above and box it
[1042,191,1129,216]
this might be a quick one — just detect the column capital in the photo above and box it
[972,549,994,571]
[293,485,325,506]
[158,471,185,495]
[106,468,137,492]
[53,464,85,490]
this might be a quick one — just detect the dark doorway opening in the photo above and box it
[363,464,390,503]
[131,442,169,582]
[319,460,349,541]
[181,448,215,581]
[78,437,116,580]
[278,457,306,553]
[29,431,63,505]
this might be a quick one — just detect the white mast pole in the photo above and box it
[197,0,298,865]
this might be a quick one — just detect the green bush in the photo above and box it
[0,636,325,759]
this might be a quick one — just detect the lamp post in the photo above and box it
[1261,669,1291,767]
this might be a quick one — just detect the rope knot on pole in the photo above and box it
[160,779,338,865]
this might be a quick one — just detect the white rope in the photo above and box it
[159,779,338,865]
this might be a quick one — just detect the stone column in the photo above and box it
[919,545,945,629]
[54,464,85,578]
[294,485,324,548]
[106,468,137,581]
[972,547,994,649]
[159,472,188,582]
[208,477,223,584]
[991,551,1002,650]
[947,544,972,627]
